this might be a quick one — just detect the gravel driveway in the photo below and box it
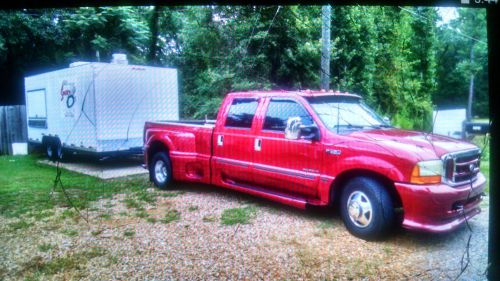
[0,181,490,280]
[410,200,490,281]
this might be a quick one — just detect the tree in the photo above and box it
[434,8,488,119]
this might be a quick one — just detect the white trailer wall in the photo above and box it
[94,64,178,152]
[25,64,97,150]
[25,62,178,154]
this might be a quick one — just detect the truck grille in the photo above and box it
[442,149,481,186]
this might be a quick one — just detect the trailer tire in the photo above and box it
[46,142,55,160]
[340,177,395,240]
[150,152,172,190]
[44,138,62,161]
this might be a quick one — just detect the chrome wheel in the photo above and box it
[154,160,167,184]
[347,191,373,228]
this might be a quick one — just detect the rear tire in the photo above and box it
[340,177,395,240]
[150,151,172,189]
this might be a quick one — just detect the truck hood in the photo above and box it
[347,128,478,160]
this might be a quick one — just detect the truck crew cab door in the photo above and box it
[212,97,260,186]
[252,97,322,199]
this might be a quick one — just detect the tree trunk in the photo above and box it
[148,6,161,65]
[320,5,331,91]
[466,45,475,121]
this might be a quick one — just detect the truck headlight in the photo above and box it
[410,160,443,184]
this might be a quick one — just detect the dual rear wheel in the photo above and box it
[150,151,172,189]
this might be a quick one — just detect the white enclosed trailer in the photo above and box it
[25,59,178,159]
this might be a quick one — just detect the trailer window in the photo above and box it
[225,98,259,128]
[26,89,48,128]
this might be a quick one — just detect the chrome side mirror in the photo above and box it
[285,117,319,141]
[285,117,302,140]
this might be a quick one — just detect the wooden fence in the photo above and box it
[0,105,27,155]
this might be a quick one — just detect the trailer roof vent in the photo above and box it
[111,53,128,65]
[69,62,90,68]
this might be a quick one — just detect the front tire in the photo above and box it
[340,177,395,240]
[150,152,172,189]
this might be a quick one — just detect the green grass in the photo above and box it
[135,210,149,218]
[8,220,33,230]
[61,229,78,237]
[21,247,108,278]
[163,209,180,223]
[160,191,185,197]
[317,219,336,229]
[37,243,56,252]
[0,155,152,218]
[124,230,135,237]
[146,217,157,223]
[188,205,199,212]
[98,213,112,220]
[123,197,142,209]
[220,206,257,225]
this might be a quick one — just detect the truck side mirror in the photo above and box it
[383,116,391,125]
[285,117,319,141]
[299,125,319,141]
[285,117,302,140]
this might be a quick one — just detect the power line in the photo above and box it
[398,6,487,45]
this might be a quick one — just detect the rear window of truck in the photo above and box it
[225,98,259,128]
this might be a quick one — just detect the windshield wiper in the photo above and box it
[333,124,365,129]
[366,124,392,129]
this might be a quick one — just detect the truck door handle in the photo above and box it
[217,135,224,146]
[254,138,262,151]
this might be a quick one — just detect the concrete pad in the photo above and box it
[38,158,148,179]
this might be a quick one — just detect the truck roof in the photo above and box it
[226,90,362,99]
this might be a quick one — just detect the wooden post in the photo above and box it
[0,105,28,155]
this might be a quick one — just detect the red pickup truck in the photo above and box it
[143,90,486,240]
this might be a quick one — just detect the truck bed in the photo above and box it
[144,119,215,184]
[148,119,216,127]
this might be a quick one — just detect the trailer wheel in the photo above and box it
[46,143,54,160]
[340,177,395,240]
[45,139,63,161]
[150,152,172,189]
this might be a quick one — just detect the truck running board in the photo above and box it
[221,179,323,209]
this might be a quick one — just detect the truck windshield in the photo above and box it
[305,96,390,133]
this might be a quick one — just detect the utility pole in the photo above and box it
[466,44,475,121]
[321,5,331,91]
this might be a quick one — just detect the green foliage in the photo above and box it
[435,8,488,118]
[0,6,488,123]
